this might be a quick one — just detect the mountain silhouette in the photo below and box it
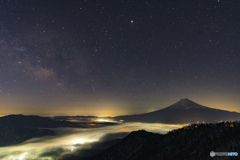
[114,99,240,124]
[166,98,207,109]
[0,114,83,128]
[0,114,84,147]
[89,121,240,160]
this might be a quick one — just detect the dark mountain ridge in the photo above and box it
[90,121,240,160]
[114,99,240,124]
[0,114,83,147]
[0,114,83,128]
[0,126,55,147]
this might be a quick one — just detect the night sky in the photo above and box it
[0,0,239,116]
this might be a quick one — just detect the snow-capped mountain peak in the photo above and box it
[167,98,207,109]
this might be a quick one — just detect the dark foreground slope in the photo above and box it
[90,121,240,160]
[0,114,83,146]
[114,99,240,124]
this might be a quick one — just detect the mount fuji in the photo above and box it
[114,99,240,124]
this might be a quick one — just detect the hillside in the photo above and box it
[0,114,83,147]
[0,114,83,128]
[90,121,240,160]
[0,126,55,147]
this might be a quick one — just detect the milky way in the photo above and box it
[0,0,239,116]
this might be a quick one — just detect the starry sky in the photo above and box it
[0,0,240,116]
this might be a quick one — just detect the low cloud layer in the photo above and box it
[0,123,184,159]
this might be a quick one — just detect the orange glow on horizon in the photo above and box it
[0,97,240,117]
